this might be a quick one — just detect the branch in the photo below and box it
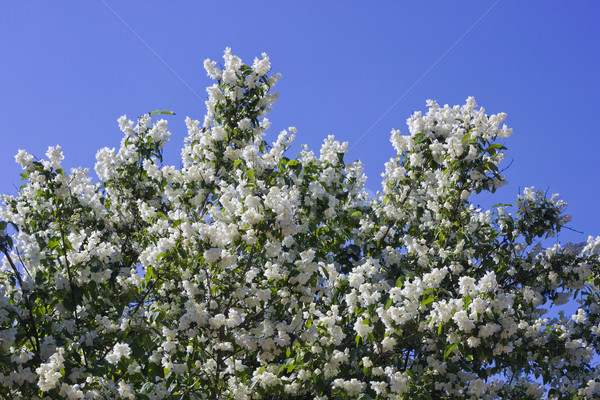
[475,237,508,271]
[562,225,584,235]
[213,325,224,400]
[1,248,40,351]
[15,248,32,280]
[131,272,161,318]
[54,197,85,358]
[227,245,255,312]
[374,184,414,256]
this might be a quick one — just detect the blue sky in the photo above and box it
[1,1,599,244]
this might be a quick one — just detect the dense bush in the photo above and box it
[1,49,599,399]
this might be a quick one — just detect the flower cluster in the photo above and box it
[0,49,598,399]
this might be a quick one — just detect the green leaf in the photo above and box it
[48,237,61,250]
[420,294,435,307]
[63,297,75,312]
[385,298,393,310]
[160,110,175,115]
[316,226,328,237]
[351,211,362,218]
[443,342,459,360]
[463,295,472,308]
[146,265,155,282]
[35,273,45,286]
[487,143,506,151]
[287,159,302,174]
[246,169,255,181]
[303,352,312,363]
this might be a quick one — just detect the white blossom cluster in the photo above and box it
[0,49,598,399]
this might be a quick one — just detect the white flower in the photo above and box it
[59,383,84,400]
[204,248,221,264]
[333,378,366,396]
[458,276,477,297]
[203,58,221,80]
[354,317,373,337]
[127,361,141,375]
[36,347,65,392]
[172,363,188,375]
[477,271,497,293]
[382,336,397,351]
[453,310,475,332]
[572,308,587,324]
[371,380,388,395]
[14,149,34,168]
[238,118,252,131]
[106,343,131,365]
[252,53,271,77]
[117,115,133,133]
[580,380,599,397]
[118,380,135,399]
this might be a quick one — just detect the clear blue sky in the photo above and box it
[1,1,599,244]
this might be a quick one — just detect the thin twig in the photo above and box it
[1,249,40,351]
[131,273,161,317]
[15,248,32,280]
[374,184,414,255]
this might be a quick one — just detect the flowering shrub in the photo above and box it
[1,48,599,399]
